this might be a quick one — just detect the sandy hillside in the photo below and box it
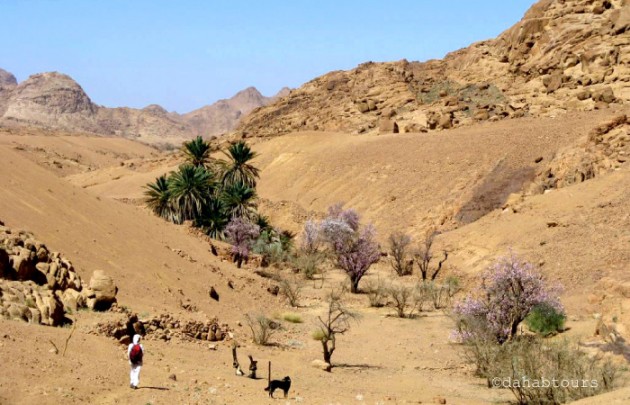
[0,129,517,405]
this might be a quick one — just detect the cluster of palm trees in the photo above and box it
[144,136,261,238]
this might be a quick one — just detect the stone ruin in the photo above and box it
[91,312,230,345]
[0,223,118,326]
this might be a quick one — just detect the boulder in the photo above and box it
[576,90,591,100]
[61,289,81,313]
[11,253,35,281]
[0,249,11,279]
[356,102,370,113]
[311,359,331,371]
[378,118,399,134]
[543,72,563,93]
[610,6,630,35]
[46,295,65,326]
[438,113,453,129]
[473,109,490,121]
[8,303,29,322]
[593,87,615,104]
[87,270,118,311]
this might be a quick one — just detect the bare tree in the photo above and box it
[415,231,448,281]
[312,288,359,371]
[388,232,413,276]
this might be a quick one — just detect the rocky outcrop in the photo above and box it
[529,115,629,193]
[0,223,118,325]
[237,0,630,138]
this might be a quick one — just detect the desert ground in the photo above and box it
[1,103,629,404]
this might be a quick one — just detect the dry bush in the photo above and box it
[292,251,324,280]
[386,283,419,318]
[364,279,388,308]
[279,276,303,307]
[463,335,621,404]
[420,277,461,310]
[244,313,278,345]
[388,232,413,276]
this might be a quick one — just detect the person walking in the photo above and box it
[127,334,144,389]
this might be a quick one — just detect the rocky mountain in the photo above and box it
[0,68,18,116]
[236,0,630,137]
[0,69,286,145]
[183,86,290,137]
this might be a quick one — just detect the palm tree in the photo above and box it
[220,181,257,220]
[168,164,215,222]
[219,140,260,187]
[182,136,213,168]
[196,199,229,239]
[144,175,178,222]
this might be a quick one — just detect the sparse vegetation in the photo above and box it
[364,279,388,308]
[279,275,303,307]
[415,230,448,281]
[386,283,418,318]
[388,232,413,276]
[453,252,563,344]
[245,313,278,345]
[525,303,566,336]
[312,287,359,371]
[421,278,460,311]
[281,312,303,323]
[463,336,620,404]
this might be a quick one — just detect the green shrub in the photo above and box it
[525,303,566,336]
[282,312,303,323]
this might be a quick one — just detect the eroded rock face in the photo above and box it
[237,0,630,138]
[0,223,117,326]
[529,115,629,193]
[8,72,95,115]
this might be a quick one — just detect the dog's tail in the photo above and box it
[264,386,270,391]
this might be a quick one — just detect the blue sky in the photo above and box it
[0,1,535,113]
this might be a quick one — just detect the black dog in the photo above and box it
[264,376,291,398]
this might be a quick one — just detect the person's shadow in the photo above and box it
[138,386,170,391]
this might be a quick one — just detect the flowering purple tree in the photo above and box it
[225,217,260,268]
[300,220,321,254]
[453,252,563,344]
[319,204,380,293]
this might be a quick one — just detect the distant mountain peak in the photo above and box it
[0,68,17,89]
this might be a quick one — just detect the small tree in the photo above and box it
[300,220,321,254]
[225,218,260,268]
[453,253,563,344]
[320,205,380,293]
[312,288,359,371]
[388,232,413,276]
[415,231,448,281]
